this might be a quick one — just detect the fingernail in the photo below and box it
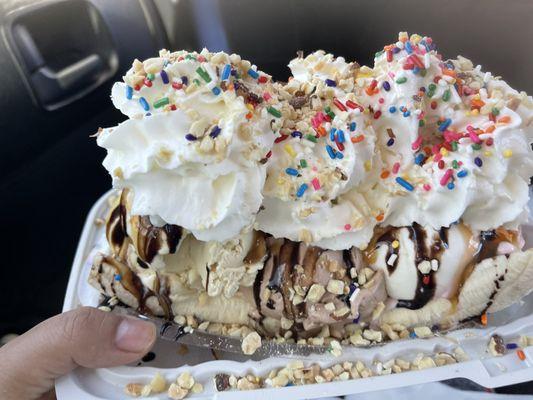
[115,318,156,353]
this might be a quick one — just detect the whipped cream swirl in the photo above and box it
[256,51,388,249]
[98,49,281,241]
[362,33,533,232]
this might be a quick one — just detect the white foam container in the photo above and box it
[56,190,533,399]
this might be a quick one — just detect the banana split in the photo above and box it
[90,33,533,349]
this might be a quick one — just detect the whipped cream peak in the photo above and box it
[98,49,283,242]
[288,50,355,85]
[256,51,389,249]
[362,32,533,232]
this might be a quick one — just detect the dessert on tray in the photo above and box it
[90,33,533,349]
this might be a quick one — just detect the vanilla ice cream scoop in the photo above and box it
[97,49,283,241]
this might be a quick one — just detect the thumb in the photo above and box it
[0,307,156,400]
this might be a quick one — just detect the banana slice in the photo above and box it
[489,249,533,312]
[378,249,533,329]
[446,249,533,325]
[446,255,509,324]
[379,298,452,328]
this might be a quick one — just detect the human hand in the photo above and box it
[0,307,156,400]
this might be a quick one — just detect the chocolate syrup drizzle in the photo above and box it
[106,191,184,264]
[106,190,128,254]
[135,216,183,263]
[107,205,126,250]
[438,227,449,249]
[253,258,266,315]
[396,225,508,312]
[342,249,355,271]
[366,223,449,310]
[396,223,440,310]
[101,190,187,320]
[250,233,366,336]
[460,229,510,323]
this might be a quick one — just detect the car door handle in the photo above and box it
[38,54,103,90]
[7,0,118,110]
[13,24,105,102]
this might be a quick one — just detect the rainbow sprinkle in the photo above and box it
[153,97,169,108]
[160,70,169,84]
[396,177,414,191]
[284,144,296,158]
[306,134,318,143]
[296,183,308,197]
[414,153,425,165]
[468,132,482,144]
[438,118,452,132]
[221,64,231,81]
[326,145,336,159]
[196,67,211,83]
[440,169,454,186]
[392,162,400,174]
[285,168,298,176]
[244,68,257,78]
[351,135,365,143]
[267,106,282,118]
[411,136,423,150]
[333,98,347,112]
[139,97,149,111]
[210,125,221,138]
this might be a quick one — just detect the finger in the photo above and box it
[0,307,156,400]
[37,390,56,400]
